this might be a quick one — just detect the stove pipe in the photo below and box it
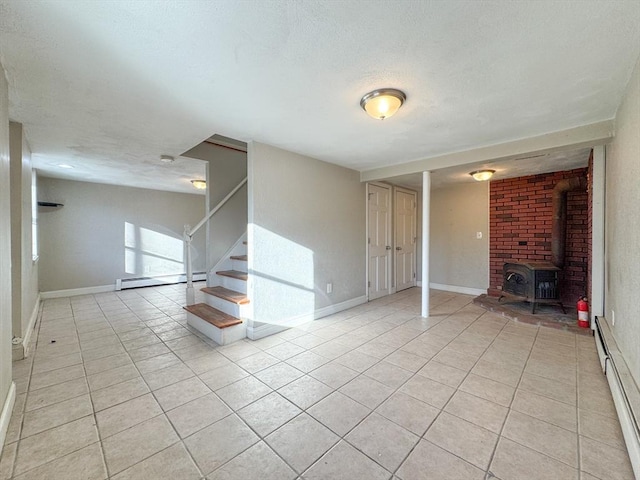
[551,176,587,268]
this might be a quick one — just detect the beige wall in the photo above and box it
[9,122,38,340]
[248,142,366,324]
[429,182,489,290]
[0,63,14,445]
[605,54,640,384]
[38,178,206,292]
[182,142,247,273]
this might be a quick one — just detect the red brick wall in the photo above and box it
[489,166,590,305]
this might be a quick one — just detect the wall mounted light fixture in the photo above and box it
[360,88,406,120]
[191,179,206,190]
[469,169,495,181]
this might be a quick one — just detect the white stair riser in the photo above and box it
[208,234,247,282]
[186,312,246,346]
[219,275,247,293]
[232,259,248,272]
[204,294,249,318]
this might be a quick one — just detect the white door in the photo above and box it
[395,188,417,291]
[368,184,392,300]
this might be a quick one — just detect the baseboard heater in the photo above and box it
[594,316,640,478]
[116,272,206,290]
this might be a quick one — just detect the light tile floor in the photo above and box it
[0,284,635,480]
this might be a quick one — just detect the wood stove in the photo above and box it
[500,262,565,314]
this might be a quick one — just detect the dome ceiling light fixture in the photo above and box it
[190,179,207,190]
[160,155,175,164]
[469,169,496,182]
[360,88,406,120]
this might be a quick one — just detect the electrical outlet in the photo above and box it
[611,309,615,326]
[476,232,483,239]
[326,283,332,294]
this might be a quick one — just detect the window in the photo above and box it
[32,173,38,261]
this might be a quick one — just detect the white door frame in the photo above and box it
[394,186,418,292]
[366,182,393,300]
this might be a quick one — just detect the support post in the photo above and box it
[184,224,195,306]
[421,171,431,317]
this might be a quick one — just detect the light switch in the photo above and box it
[476,232,483,239]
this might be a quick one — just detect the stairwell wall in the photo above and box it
[0,61,15,451]
[248,142,366,325]
[181,142,248,276]
[38,178,207,292]
[9,122,39,350]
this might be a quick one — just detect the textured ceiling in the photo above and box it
[391,147,592,190]
[0,0,638,193]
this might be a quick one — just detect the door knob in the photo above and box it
[386,246,392,250]
[396,247,402,250]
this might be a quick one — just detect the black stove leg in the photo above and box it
[531,302,536,314]
[559,303,566,314]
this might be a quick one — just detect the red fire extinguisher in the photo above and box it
[577,297,589,328]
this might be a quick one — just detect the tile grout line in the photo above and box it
[482,320,542,479]
[10,285,201,480]
[94,287,207,480]
[181,291,452,478]
[8,287,626,479]
[384,307,530,479]
[290,296,490,477]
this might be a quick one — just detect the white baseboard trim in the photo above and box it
[23,294,41,357]
[0,382,16,454]
[247,295,368,341]
[246,322,289,340]
[14,294,41,359]
[314,295,368,320]
[429,283,486,296]
[595,317,640,479]
[116,272,206,290]
[41,284,115,299]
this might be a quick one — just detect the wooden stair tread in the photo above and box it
[201,286,249,305]
[230,255,247,261]
[184,303,242,328]
[216,270,248,281]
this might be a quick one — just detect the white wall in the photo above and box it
[0,62,14,449]
[248,142,366,325]
[605,54,640,384]
[9,122,38,342]
[429,182,489,290]
[38,178,206,292]
[182,142,247,273]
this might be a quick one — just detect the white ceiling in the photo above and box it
[0,1,638,194]
[393,147,592,190]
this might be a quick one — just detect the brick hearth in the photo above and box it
[489,158,593,306]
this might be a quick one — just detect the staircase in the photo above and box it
[184,237,249,345]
